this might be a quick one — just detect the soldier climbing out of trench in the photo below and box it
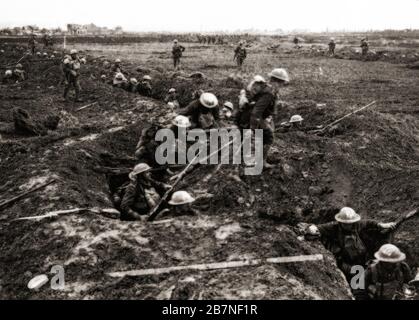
[365,244,413,300]
[304,207,398,287]
[117,163,171,221]
[63,49,83,102]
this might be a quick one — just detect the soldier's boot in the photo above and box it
[74,86,83,102]
[263,144,274,169]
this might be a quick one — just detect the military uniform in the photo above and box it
[28,37,36,55]
[249,86,276,146]
[361,40,369,56]
[134,125,162,166]
[179,99,219,129]
[172,44,185,70]
[317,220,387,278]
[120,176,167,221]
[63,56,82,101]
[136,80,152,97]
[234,45,247,67]
[328,41,336,55]
[365,260,412,300]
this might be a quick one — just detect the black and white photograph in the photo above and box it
[0,0,418,306]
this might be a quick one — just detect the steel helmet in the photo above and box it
[70,49,78,55]
[173,115,191,128]
[174,39,178,43]
[253,75,266,83]
[335,207,361,224]
[129,163,151,180]
[374,244,406,263]
[36,51,42,56]
[290,115,303,123]
[27,274,49,290]
[199,92,218,108]
[223,101,234,110]
[115,58,121,63]
[50,55,55,58]
[168,191,196,205]
[268,68,290,83]
[130,78,138,84]
[5,70,12,76]
[115,72,125,80]
[143,75,152,81]
[168,88,176,93]
[43,52,48,56]
[330,37,335,41]
[16,63,23,69]
[101,74,107,79]
[80,57,86,64]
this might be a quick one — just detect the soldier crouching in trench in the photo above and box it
[115,163,171,221]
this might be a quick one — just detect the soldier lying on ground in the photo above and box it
[118,163,171,221]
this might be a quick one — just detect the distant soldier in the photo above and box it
[164,88,180,110]
[366,244,413,300]
[13,63,26,82]
[28,34,36,55]
[137,75,153,97]
[179,92,219,129]
[233,42,247,68]
[172,39,185,71]
[328,38,336,55]
[111,58,124,74]
[119,163,171,221]
[219,101,235,127]
[293,36,299,47]
[361,38,369,56]
[112,72,128,89]
[127,78,139,93]
[63,49,83,102]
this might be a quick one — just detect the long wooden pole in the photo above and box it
[107,254,324,278]
[0,179,56,210]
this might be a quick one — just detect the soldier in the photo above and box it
[119,163,171,221]
[135,123,165,167]
[219,101,235,127]
[293,36,299,48]
[112,72,128,89]
[28,34,36,55]
[137,75,153,97]
[111,58,123,73]
[328,38,336,56]
[172,39,185,71]
[63,49,83,102]
[13,64,26,82]
[179,92,219,129]
[305,207,397,280]
[159,191,199,217]
[361,38,369,56]
[165,88,180,110]
[127,78,139,93]
[233,42,247,69]
[365,244,413,300]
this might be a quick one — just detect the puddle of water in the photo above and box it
[215,222,242,240]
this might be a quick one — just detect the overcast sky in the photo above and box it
[2,0,419,32]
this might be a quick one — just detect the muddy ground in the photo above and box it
[0,39,418,299]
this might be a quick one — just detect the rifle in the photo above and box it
[384,208,418,242]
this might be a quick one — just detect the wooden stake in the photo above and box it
[76,102,98,112]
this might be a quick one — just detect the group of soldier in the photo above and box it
[2,37,417,299]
